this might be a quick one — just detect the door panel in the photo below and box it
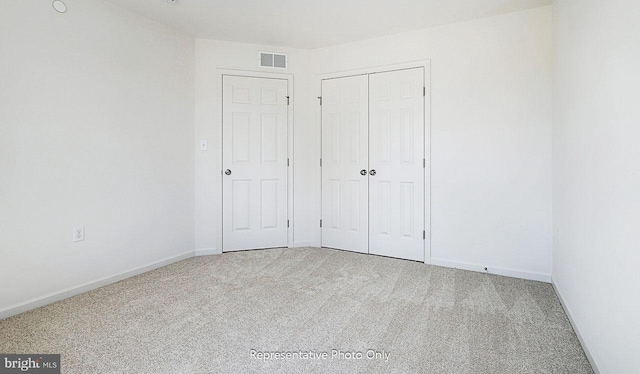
[223,76,288,251]
[321,75,369,253]
[369,68,425,261]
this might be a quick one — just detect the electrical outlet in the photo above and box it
[200,140,208,151]
[73,226,85,242]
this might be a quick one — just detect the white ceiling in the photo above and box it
[104,0,551,49]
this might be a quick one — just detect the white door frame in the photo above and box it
[218,69,294,252]
[317,60,431,264]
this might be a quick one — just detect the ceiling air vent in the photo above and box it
[259,52,287,69]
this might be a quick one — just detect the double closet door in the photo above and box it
[321,68,425,262]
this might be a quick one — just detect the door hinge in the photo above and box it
[320,219,323,228]
[287,158,290,167]
[423,158,426,168]
[287,220,290,228]
[318,96,322,105]
[423,230,426,240]
[286,96,290,105]
[423,87,426,97]
[320,158,322,167]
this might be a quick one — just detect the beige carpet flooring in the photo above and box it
[0,247,592,373]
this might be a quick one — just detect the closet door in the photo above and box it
[222,75,288,251]
[321,75,369,253]
[369,68,425,261]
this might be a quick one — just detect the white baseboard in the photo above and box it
[0,248,553,322]
[194,247,221,256]
[430,258,551,283]
[293,241,320,248]
[552,279,601,374]
[0,250,194,321]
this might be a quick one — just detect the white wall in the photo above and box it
[553,0,640,372]
[194,40,318,251]
[0,0,195,314]
[309,6,553,280]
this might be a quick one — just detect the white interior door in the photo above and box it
[369,68,425,261]
[222,75,288,251]
[321,75,369,253]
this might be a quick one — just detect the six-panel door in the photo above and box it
[369,68,425,261]
[321,75,369,253]
[321,68,425,261]
[222,76,288,251]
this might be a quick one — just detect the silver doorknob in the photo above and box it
[225,169,232,175]
[360,169,367,176]
[369,169,376,176]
